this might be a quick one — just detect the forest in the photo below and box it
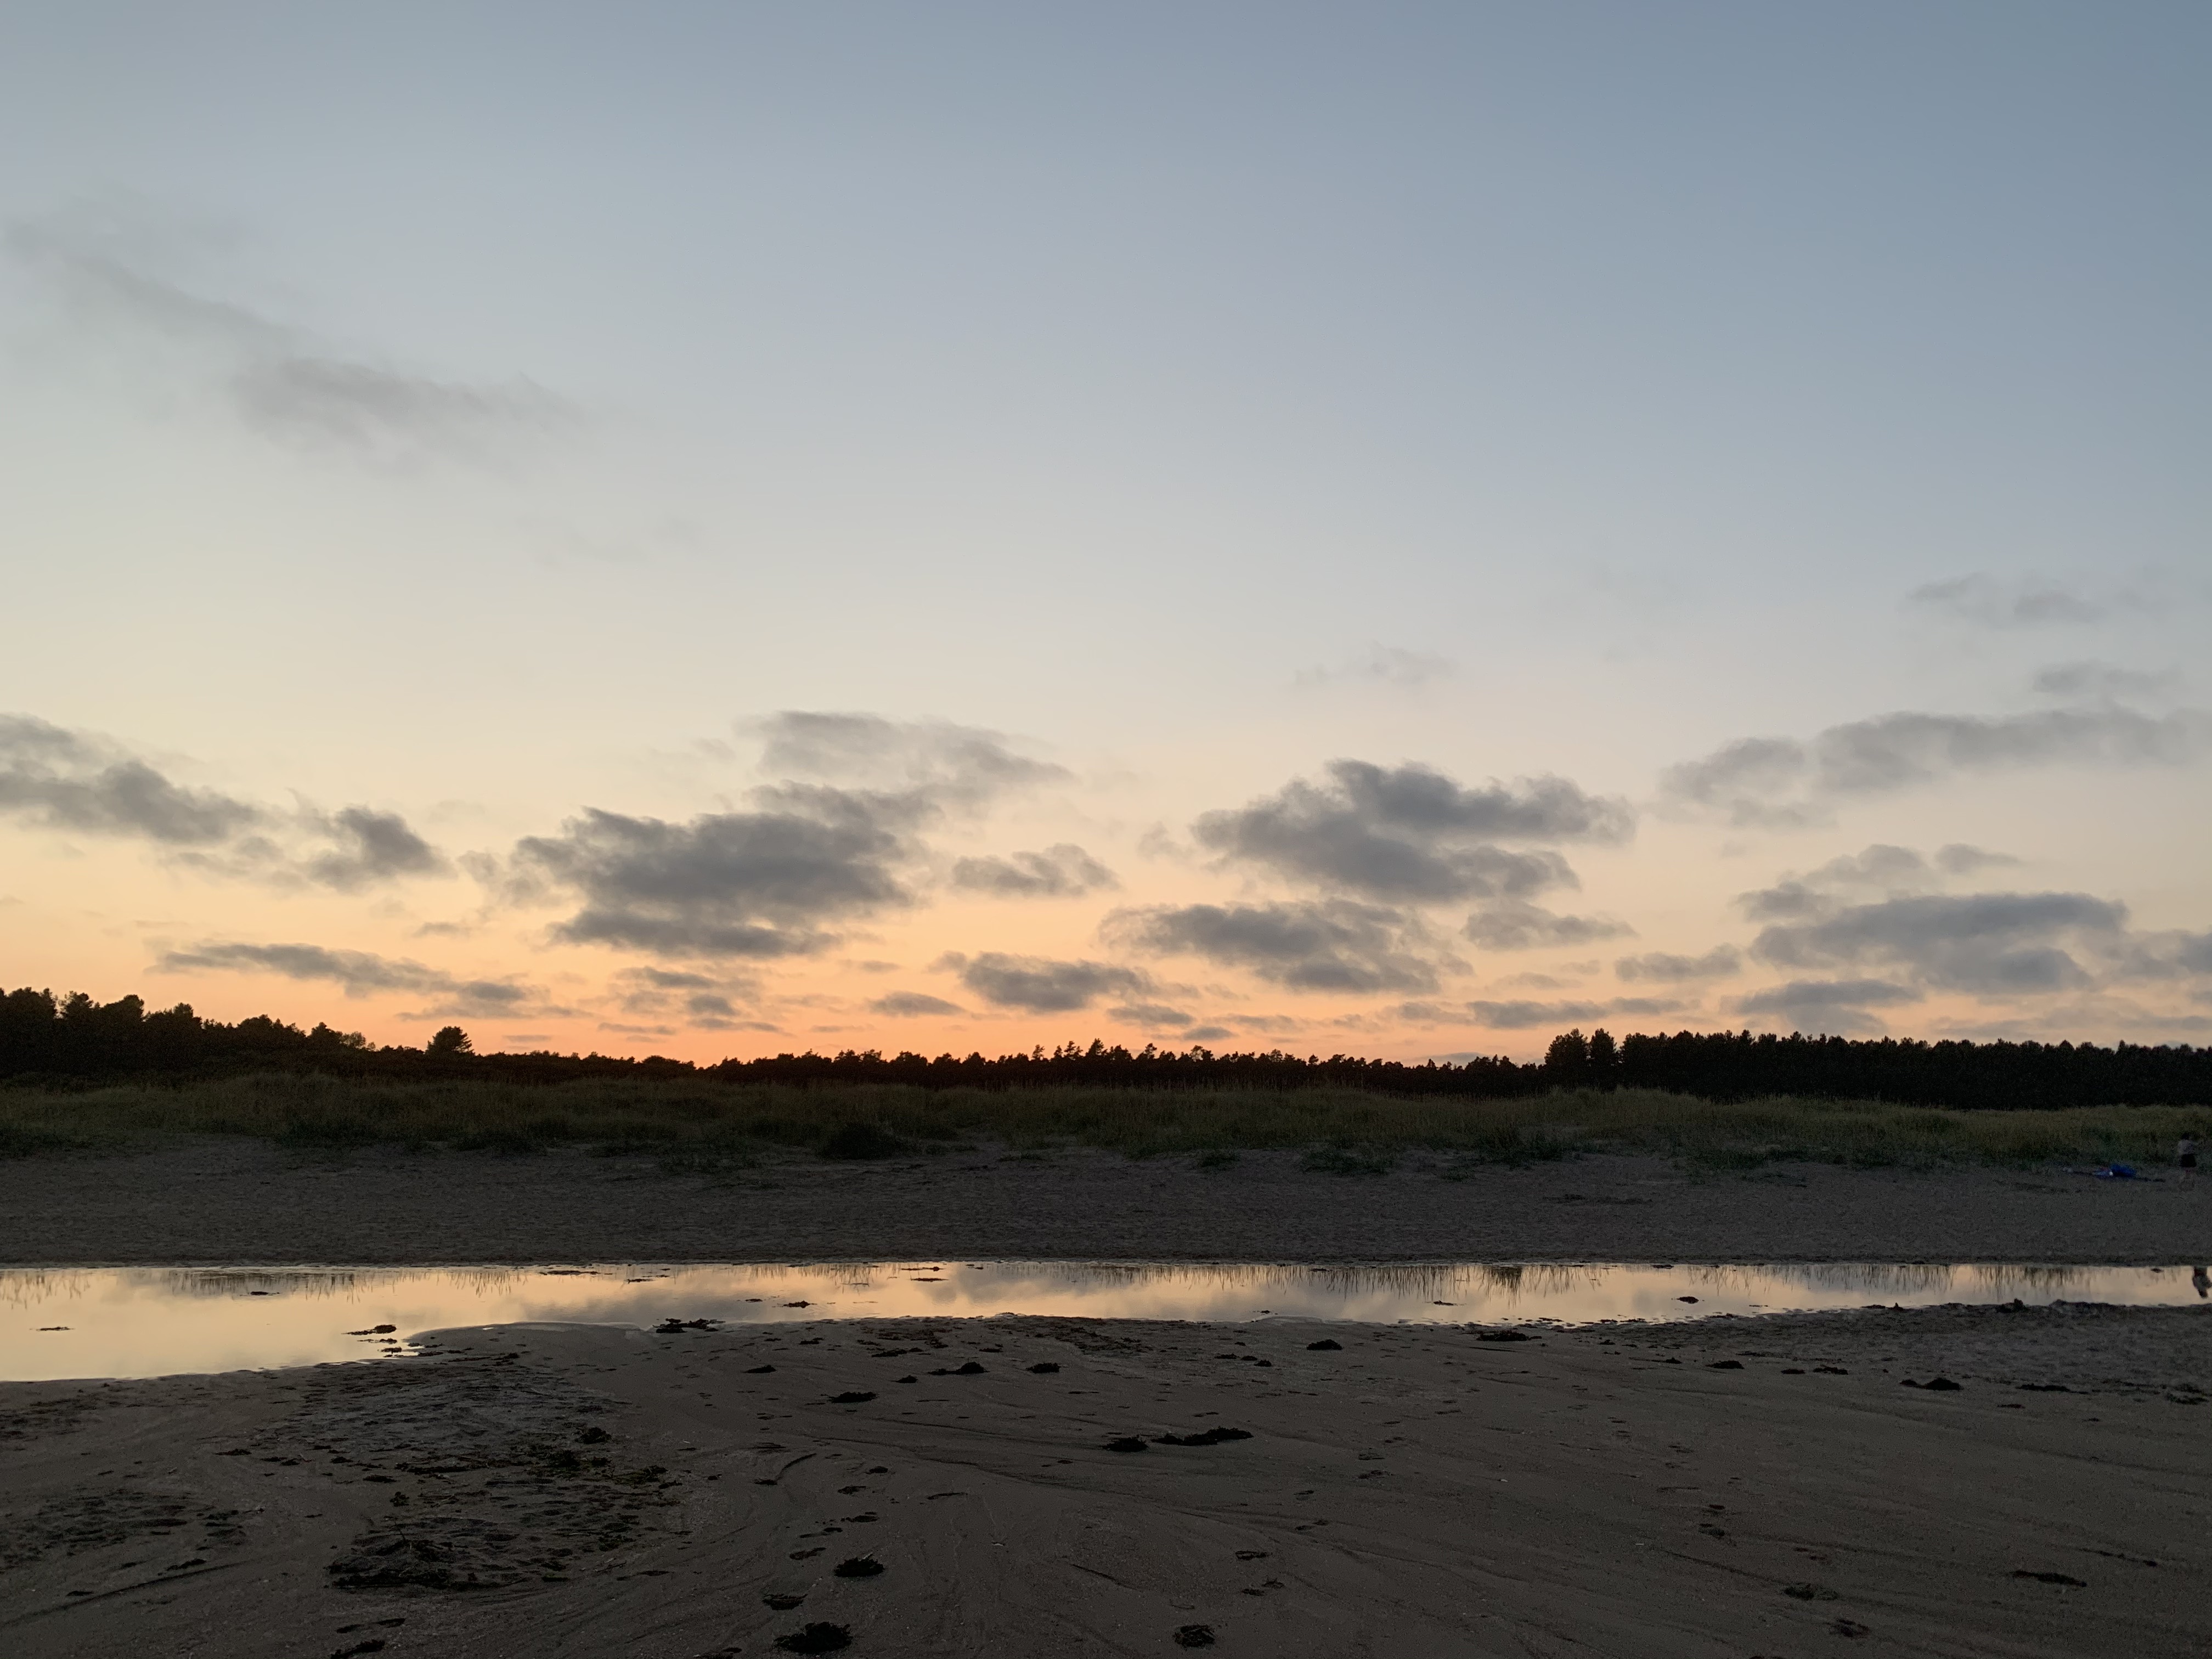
[3,985,2208,1109]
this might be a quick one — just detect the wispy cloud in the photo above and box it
[1908,573,2110,628]
[950,843,1116,899]
[8,199,571,465]
[1662,705,2205,828]
[153,940,545,1018]
[1294,644,1454,691]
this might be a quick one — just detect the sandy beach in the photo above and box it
[3,1141,2208,1266]
[1,1303,2205,1657]
[4,1146,2208,1656]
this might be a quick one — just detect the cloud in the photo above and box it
[511,794,913,960]
[300,806,449,890]
[1295,644,1454,691]
[1193,760,1629,904]
[0,713,445,890]
[1933,843,2018,877]
[499,714,1070,962]
[1460,997,1685,1030]
[8,202,569,462]
[609,964,762,1026]
[1908,574,2106,628]
[1464,902,1633,952]
[154,940,540,1017]
[1108,899,1445,993]
[867,991,964,1017]
[1733,977,1925,1036]
[624,967,720,991]
[0,714,262,845]
[1663,707,2206,828]
[950,843,1116,899]
[1109,1002,1195,1029]
[1616,946,1742,984]
[1750,891,2128,995]
[1735,842,2023,925]
[2032,662,2183,701]
[943,952,1152,1013]
[749,712,1065,805]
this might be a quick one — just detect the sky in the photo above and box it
[1,2,2207,1061]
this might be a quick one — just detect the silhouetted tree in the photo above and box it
[2,984,2209,1105]
[1544,1029,1590,1088]
[1587,1028,1619,1089]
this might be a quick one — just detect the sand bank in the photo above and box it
[1,1304,2205,1657]
[3,1141,2207,1266]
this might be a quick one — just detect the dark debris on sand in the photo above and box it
[774,1621,852,1652]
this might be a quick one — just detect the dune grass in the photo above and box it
[0,1074,2205,1172]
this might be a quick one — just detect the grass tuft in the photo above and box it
[0,1075,2203,1172]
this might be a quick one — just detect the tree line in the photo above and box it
[2,986,2208,1108]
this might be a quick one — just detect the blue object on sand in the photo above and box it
[2095,1163,2139,1179]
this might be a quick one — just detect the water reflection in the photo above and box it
[0,1259,2197,1382]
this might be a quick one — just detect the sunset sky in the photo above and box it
[2,3,2207,1060]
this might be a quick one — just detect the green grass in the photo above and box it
[0,1074,2204,1171]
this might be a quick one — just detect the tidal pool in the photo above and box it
[3,1259,2205,1381]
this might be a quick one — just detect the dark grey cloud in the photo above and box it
[499,711,1069,962]
[950,843,1116,899]
[1193,760,1629,904]
[1909,574,2106,628]
[1751,891,2128,995]
[609,964,763,1029]
[867,991,964,1018]
[0,713,444,890]
[943,952,1151,1014]
[154,940,539,1017]
[9,205,569,461]
[1616,946,1742,984]
[0,714,261,845]
[512,795,911,960]
[1664,706,2205,828]
[626,967,720,990]
[301,806,449,890]
[1733,978,1925,1036]
[1107,899,1444,994]
[1464,902,1633,952]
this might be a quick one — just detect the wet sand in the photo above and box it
[3,1140,2207,1265]
[1,1305,2205,1657]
